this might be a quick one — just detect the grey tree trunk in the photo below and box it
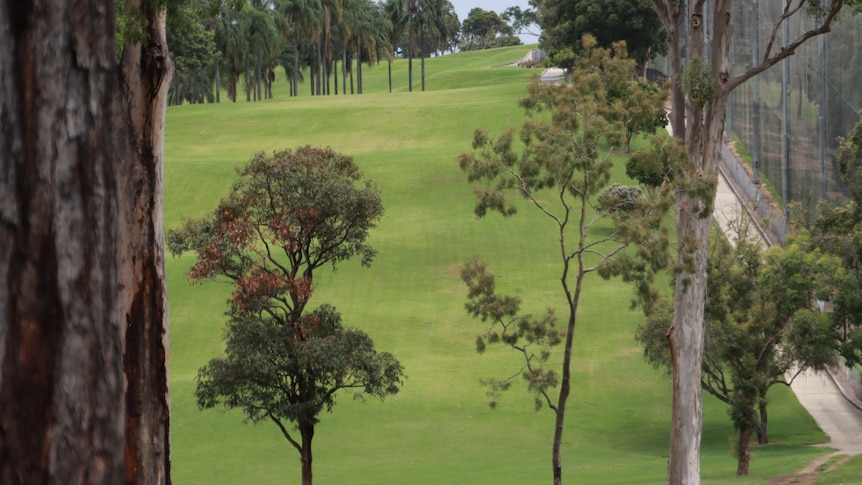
[0,1,125,483]
[650,1,843,483]
[114,2,173,483]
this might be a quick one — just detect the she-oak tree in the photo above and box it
[167,147,403,485]
[457,38,670,485]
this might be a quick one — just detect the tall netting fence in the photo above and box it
[727,1,862,217]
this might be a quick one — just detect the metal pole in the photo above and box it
[818,0,828,200]
[782,17,791,222]
[752,0,761,184]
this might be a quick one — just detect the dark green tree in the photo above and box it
[502,5,540,39]
[457,37,668,485]
[460,7,512,50]
[636,222,845,476]
[167,147,403,485]
[535,0,667,74]
[167,10,217,105]
[802,113,862,365]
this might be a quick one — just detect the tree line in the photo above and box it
[166,0,529,104]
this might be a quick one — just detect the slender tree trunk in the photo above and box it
[300,424,315,485]
[0,1,124,482]
[756,402,768,444]
[293,38,300,97]
[666,206,709,485]
[334,58,339,95]
[342,43,347,95]
[115,2,172,484]
[256,51,262,101]
[736,420,754,476]
[229,59,238,102]
[357,38,363,94]
[316,37,323,95]
[388,60,392,93]
[420,28,425,92]
[408,14,414,92]
[214,56,221,103]
[245,42,251,102]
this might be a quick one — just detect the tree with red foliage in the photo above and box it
[167,146,403,485]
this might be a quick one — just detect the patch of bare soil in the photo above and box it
[767,453,851,485]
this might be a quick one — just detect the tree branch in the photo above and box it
[724,0,844,93]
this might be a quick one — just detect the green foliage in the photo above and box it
[626,135,687,187]
[457,38,672,482]
[167,146,401,481]
[684,55,717,105]
[195,304,403,425]
[615,81,670,153]
[635,221,846,474]
[116,1,150,58]
[460,7,514,51]
[168,9,217,104]
[597,183,644,213]
[164,46,832,484]
[461,258,561,410]
[797,113,862,366]
[534,0,667,68]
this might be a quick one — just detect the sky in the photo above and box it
[449,0,540,45]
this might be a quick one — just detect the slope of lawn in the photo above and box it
[166,44,830,484]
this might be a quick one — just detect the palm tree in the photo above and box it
[277,0,320,97]
[200,0,246,103]
[245,3,278,101]
[215,7,248,102]
[383,0,408,93]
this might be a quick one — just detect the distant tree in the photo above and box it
[535,0,667,74]
[460,7,512,50]
[636,223,844,476]
[502,5,540,38]
[168,11,217,105]
[457,37,669,485]
[801,114,862,365]
[167,147,403,485]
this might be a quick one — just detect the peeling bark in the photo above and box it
[0,1,124,482]
[115,2,173,484]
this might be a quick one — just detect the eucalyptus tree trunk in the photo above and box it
[650,1,845,483]
[0,1,125,482]
[114,1,173,483]
[300,424,315,485]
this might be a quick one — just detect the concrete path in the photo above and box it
[790,371,862,454]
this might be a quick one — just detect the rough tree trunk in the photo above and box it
[736,420,754,476]
[300,424,315,485]
[0,1,125,482]
[114,2,173,484]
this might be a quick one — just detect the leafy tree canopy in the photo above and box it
[535,0,667,71]
[167,146,403,485]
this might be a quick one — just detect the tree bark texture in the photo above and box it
[0,1,125,483]
[115,2,173,484]
[736,421,754,476]
[657,1,734,483]
[300,424,314,485]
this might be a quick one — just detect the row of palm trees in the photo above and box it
[168,0,460,104]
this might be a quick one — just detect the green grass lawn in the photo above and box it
[165,45,830,484]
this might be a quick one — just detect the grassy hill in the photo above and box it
[165,45,829,484]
